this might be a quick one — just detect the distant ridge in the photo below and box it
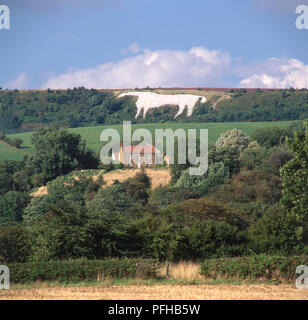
[0,87,307,134]
[14,87,295,93]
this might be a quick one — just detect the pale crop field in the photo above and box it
[1,284,307,300]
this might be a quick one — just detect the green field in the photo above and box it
[0,121,293,161]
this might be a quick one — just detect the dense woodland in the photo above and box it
[0,121,307,264]
[1,87,308,133]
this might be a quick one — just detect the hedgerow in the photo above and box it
[7,258,160,283]
[200,255,308,281]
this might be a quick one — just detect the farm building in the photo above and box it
[112,144,168,168]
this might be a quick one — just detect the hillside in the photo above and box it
[31,168,171,197]
[0,121,293,160]
[0,87,307,133]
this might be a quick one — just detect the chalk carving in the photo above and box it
[118,92,206,118]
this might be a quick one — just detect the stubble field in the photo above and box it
[1,283,307,300]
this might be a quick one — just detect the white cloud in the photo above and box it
[121,42,142,55]
[41,47,232,89]
[4,73,29,89]
[6,46,305,90]
[239,58,308,88]
[41,49,308,89]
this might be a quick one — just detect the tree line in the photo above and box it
[0,121,307,263]
[1,87,308,133]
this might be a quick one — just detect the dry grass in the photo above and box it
[31,186,48,197]
[1,284,307,300]
[158,261,204,281]
[97,168,171,190]
[31,168,171,197]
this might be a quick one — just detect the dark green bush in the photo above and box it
[7,259,160,284]
[200,255,308,281]
[10,138,23,149]
[149,185,199,207]
[250,127,287,148]
[0,224,31,263]
[0,191,30,224]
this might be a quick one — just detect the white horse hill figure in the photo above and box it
[118,91,206,119]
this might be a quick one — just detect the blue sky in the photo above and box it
[1,0,308,89]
